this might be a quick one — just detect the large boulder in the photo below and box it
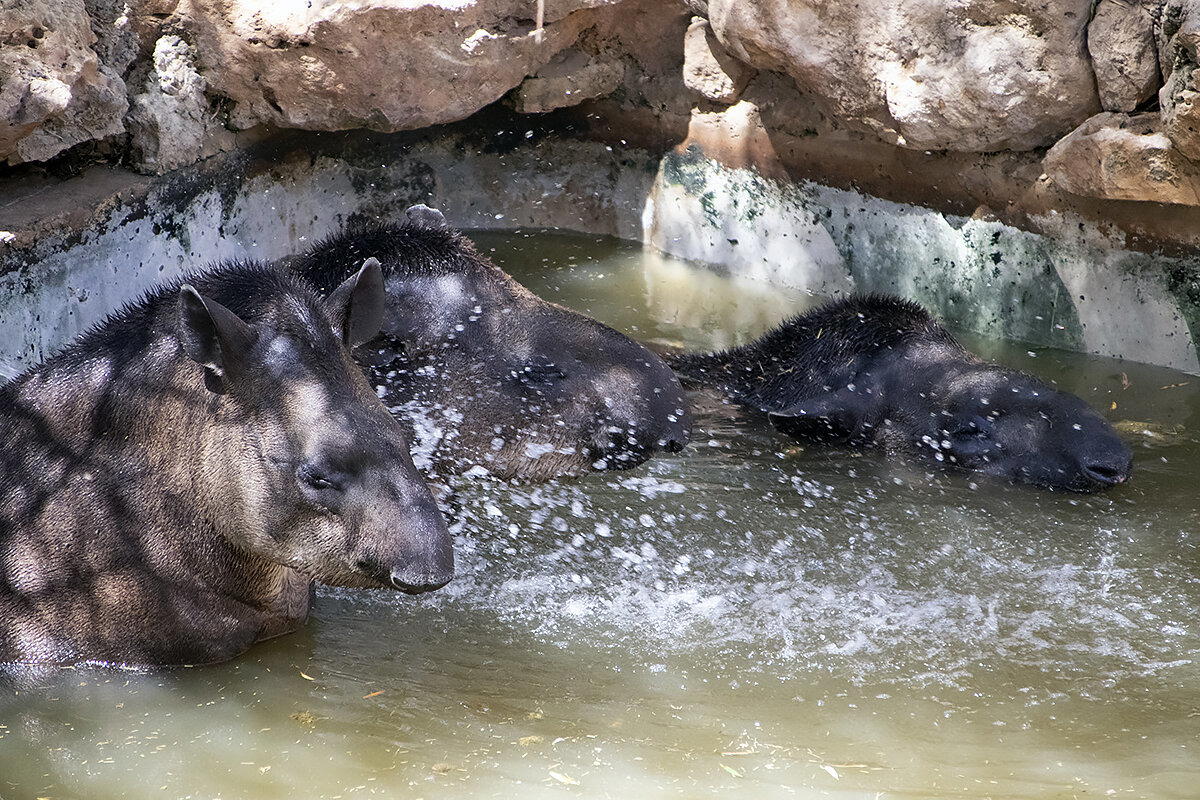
[177,0,627,133]
[706,0,1102,152]
[1,0,129,164]
[1043,111,1200,205]
[1089,0,1162,112]
[1158,0,1200,160]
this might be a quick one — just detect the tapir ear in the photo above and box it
[405,204,448,229]
[177,285,255,395]
[767,383,884,444]
[325,257,385,348]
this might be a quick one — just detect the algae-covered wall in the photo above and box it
[646,148,1200,373]
[5,120,1200,375]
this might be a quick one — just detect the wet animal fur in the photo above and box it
[0,262,431,667]
[670,295,965,410]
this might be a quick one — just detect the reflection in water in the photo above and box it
[2,230,1198,800]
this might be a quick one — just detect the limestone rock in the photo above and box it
[706,0,1101,152]
[510,47,624,114]
[126,35,235,174]
[1,0,128,164]
[1158,0,1200,160]
[682,16,754,105]
[177,0,626,133]
[1043,111,1200,205]
[1089,0,1161,112]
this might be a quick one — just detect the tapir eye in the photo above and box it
[946,414,994,440]
[512,359,567,387]
[297,463,346,494]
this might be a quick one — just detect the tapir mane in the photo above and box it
[0,261,329,389]
[298,221,497,295]
[669,294,964,387]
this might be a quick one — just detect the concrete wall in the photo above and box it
[3,123,1200,375]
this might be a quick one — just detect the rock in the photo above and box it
[126,35,236,174]
[682,16,754,104]
[1158,0,1200,160]
[1,0,128,164]
[1043,111,1200,205]
[510,48,624,114]
[178,0,625,133]
[1089,0,1162,112]
[706,0,1101,152]
[85,0,140,76]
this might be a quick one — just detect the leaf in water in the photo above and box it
[820,764,840,780]
[1110,401,1117,411]
[299,671,315,681]
[519,735,544,746]
[1112,420,1188,445]
[719,764,744,778]
[363,690,384,699]
[432,762,457,775]
[549,770,580,785]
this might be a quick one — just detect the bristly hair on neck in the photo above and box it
[295,220,496,295]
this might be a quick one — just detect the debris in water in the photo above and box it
[299,671,315,681]
[549,770,580,785]
[290,710,318,728]
[720,764,744,778]
[362,690,384,699]
[518,735,544,746]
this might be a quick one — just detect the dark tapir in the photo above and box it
[672,294,1133,492]
[289,205,692,482]
[0,259,453,667]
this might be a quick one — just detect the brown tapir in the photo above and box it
[0,258,453,667]
[289,206,692,482]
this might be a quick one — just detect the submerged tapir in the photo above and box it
[290,205,691,482]
[0,259,453,667]
[671,294,1133,492]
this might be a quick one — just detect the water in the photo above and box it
[3,231,1199,799]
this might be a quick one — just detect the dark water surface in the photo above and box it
[1,231,1197,799]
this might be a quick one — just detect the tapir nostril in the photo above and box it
[663,437,686,453]
[1082,462,1128,486]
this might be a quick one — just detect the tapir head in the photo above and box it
[177,259,453,593]
[768,350,1132,493]
[344,205,692,481]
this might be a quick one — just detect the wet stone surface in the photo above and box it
[1,231,1198,799]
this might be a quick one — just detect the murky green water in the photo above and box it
[3,231,1199,800]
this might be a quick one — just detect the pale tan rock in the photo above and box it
[1089,0,1161,112]
[177,0,624,133]
[1043,111,1200,205]
[510,48,623,114]
[706,0,1101,152]
[1158,0,1200,160]
[126,35,236,174]
[1,0,128,164]
[682,16,754,105]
